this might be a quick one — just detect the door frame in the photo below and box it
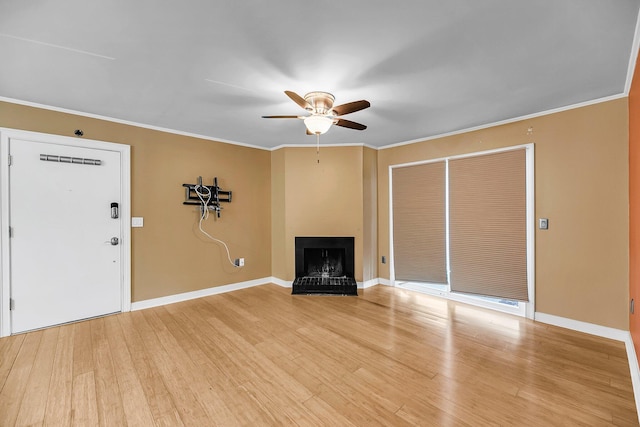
[0,127,131,337]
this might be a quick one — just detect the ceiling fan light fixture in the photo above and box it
[304,115,333,135]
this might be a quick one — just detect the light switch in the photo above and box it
[539,218,548,230]
[132,217,144,228]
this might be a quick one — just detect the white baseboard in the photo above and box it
[623,333,640,425]
[377,278,392,286]
[131,277,272,311]
[361,279,379,288]
[269,277,291,287]
[534,312,629,341]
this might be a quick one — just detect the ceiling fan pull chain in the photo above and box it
[316,133,320,164]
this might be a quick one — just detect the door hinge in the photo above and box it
[8,226,13,238]
[8,155,12,166]
[9,298,14,311]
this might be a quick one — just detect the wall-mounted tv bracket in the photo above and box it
[182,176,232,218]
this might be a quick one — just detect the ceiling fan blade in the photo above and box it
[332,100,370,116]
[261,115,300,119]
[284,91,311,110]
[335,118,367,131]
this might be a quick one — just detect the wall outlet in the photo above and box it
[539,218,549,230]
[381,256,387,264]
[234,258,245,267]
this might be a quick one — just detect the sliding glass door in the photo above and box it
[390,145,534,317]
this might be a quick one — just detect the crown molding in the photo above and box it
[378,93,627,150]
[1,92,628,154]
[0,96,270,151]
[270,142,378,151]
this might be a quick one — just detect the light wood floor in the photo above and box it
[0,284,638,426]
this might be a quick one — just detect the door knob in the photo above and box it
[110,237,119,246]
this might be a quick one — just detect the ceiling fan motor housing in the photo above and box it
[304,92,335,114]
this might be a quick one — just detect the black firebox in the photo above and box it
[292,236,357,296]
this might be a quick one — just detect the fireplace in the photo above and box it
[292,236,357,295]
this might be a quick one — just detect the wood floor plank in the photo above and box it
[71,320,94,377]
[90,317,127,426]
[135,309,211,425]
[116,311,185,426]
[14,327,58,426]
[150,306,241,425]
[43,323,74,426]
[302,395,359,426]
[0,283,637,426]
[71,371,99,426]
[102,314,156,426]
[0,333,25,392]
[0,330,42,426]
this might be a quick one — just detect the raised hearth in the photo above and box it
[292,236,357,296]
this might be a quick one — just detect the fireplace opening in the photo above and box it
[304,248,345,277]
[293,236,357,296]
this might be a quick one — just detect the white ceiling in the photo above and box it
[1,1,639,149]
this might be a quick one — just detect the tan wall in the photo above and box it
[271,146,365,282]
[378,99,629,329]
[0,101,272,302]
[2,98,629,329]
[362,147,378,282]
[270,148,287,279]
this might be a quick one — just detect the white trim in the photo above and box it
[525,144,535,319]
[270,142,378,151]
[379,94,626,150]
[0,138,9,336]
[624,332,640,422]
[534,312,629,341]
[361,279,379,288]
[388,165,396,284]
[121,147,132,313]
[445,160,451,291]
[625,6,640,95]
[131,277,274,311]
[2,93,627,153]
[0,96,270,152]
[378,278,392,286]
[0,127,131,337]
[390,143,534,170]
[129,277,446,311]
[623,333,640,424]
[269,277,291,288]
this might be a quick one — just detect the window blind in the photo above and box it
[392,161,447,284]
[448,149,528,301]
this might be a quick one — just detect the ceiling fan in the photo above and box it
[262,91,370,135]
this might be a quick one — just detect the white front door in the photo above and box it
[9,138,123,333]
